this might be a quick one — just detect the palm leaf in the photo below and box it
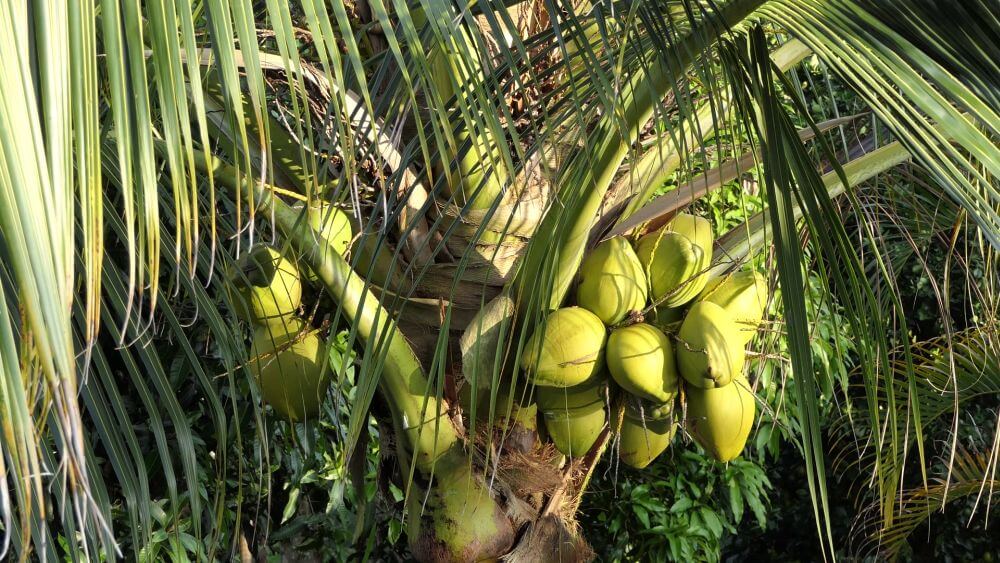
[1,0,999,558]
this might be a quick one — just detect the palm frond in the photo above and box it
[848,444,999,561]
[1,0,999,558]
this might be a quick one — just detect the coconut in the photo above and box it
[606,323,678,403]
[619,404,676,469]
[249,319,329,421]
[535,376,605,412]
[644,400,675,421]
[521,307,607,387]
[685,376,756,462]
[667,213,713,248]
[576,237,648,325]
[699,270,768,344]
[501,402,539,454]
[407,452,516,562]
[542,400,606,458]
[636,213,713,308]
[676,302,745,389]
[235,245,303,326]
[649,305,685,333]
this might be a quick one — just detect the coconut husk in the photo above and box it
[502,514,594,563]
[497,447,564,499]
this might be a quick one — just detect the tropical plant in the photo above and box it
[0,0,997,560]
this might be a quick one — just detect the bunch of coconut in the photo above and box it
[521,212,768,467]
[234,204,355,422]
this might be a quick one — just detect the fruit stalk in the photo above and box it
[191,147,458,469]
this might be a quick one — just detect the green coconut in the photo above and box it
[535,376,605,412]
[521,307,607,387]
[576,237,648,325]
[636,213,713,308]
[686,376,756,462]
[235,246,303,326]
[644,400,675,421]
[649,305,685,333]
[542,400,606,458]
[699,270,768,344]
[407,452,516,562]
[499,401,539,454]
[619,405,676,469]
[667,213,713,248]
[249,319,329,421]
[676,301,746,389]
[606,323,678,403]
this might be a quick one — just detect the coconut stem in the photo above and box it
[186,146,459,470]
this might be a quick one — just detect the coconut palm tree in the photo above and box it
[0,0,996,560]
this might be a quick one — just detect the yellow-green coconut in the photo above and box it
[535,376,605,412]
[606,323,678,403]
[636,213,713,308]
[407,452,515,562]
[235,245,303,326]
[699,270,768,344]
[619,404,676,469]
[249,319,329,421]
[668,213,713,246]
[542,400,606,458]
[576,237,648,325]
[521,307,607,387]
[649,305,685,333]
[676,301,745,389]
[686,376,756,462]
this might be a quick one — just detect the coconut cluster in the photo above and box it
[234,206,354,422]
[520,213,768,466]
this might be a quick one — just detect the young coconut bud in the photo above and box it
[249,318,329,421]
[234,245,303,326]
[606,323,679,403]
[501,401,539,454]
[542,400,606,458]
[685,376,756,462]
[521,307,607,387]
[676,302,745,389]
[461,382,539,454]
[699,270,768,344]
[636,213,713,308]
[619,401,676,469]
[576,237,648,325]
